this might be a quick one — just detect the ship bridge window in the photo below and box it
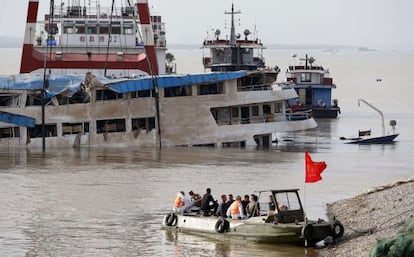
[164,85,192,97]
[75,26,86,34]
[62,122,89,135]
[96,119,126,134]
[0,127,20,138]
[87,26,97,34]
[198,82,224,95]
[63,26,74,34]
[96,89,123,101]
[28,124,57,138]
[124,27,133,35]
[111,26,121,34]
[99,25,109,34]
[301,73,311,82]
[132,117,156,132]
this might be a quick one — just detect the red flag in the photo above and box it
[305,151,327,183]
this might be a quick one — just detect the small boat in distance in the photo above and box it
[340,99,399,144]
[280,55,340,118]
[162,189,344,246]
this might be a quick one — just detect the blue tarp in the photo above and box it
[0,111,35,127]
[106,71,247,93]
[0,71,247,96]
[0,74,84,98]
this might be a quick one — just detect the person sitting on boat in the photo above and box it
[226,195,247,219]
[173,191,189,214]
[200,188,218,216]
[246,194,260,218]
[189,190,202,208]
[225,194,234,210]
[268,195,276,215]
[278,203,288,211]
[215,194,228,218]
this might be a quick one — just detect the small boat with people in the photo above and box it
[340,99,399,144]
[162,188,344,246]
[279,54,340,118]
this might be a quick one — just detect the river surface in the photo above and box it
[1,47,414,256]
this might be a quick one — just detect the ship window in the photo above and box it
[0,127,19,138]
[198,82,224,95]
[131,89,155,98]
[301,73,311,82]
[0,94,19,107]
[75,26,85,34]
[164,86,192,97]
[111,26,121,34]
[231,107,239,118]
[87,26,97,34]
[251,106,259,116]
[62,122,89,135]
[132,117,156,131]
[274,102,283,113]
[26,93,43,106]
[210,107,230,125]
[124,27,133,35]
[63,26,74,34]
[96,89,123,101]
[28,124,58,138]
[96,119,126,134]
[99,25,109,34]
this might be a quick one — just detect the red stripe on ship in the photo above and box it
[137,3,150,24]
[27,1,39,23]
[21,51,152,74]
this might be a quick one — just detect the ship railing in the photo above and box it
[237,83,272,92]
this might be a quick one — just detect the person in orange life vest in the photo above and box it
[226,195,246,219]
[173,191,189,214]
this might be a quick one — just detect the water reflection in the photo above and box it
[162,229,316,257]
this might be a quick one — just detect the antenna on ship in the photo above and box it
[224,3,241,69]
[224,3,240,47]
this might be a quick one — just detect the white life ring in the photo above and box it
[317,99,326,107]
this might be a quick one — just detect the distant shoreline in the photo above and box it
[1,37,412,51]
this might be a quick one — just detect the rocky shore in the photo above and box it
[317,177,414,257]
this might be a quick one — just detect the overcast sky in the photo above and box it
[1,0,413,48]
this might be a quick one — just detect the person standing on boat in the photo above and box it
[246,194,260,217]
[241,194,250,216]
[226,195,247,219]
[173,191,188,214]
[216,194,228,218]
[200,188,218,216]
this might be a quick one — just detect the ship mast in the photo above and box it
[225,3,240,47]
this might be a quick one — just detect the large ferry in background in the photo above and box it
[0,1,316,148]
[201,4,280,89]
[21,0,168,77]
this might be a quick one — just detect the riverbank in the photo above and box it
[317,177,414,257]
